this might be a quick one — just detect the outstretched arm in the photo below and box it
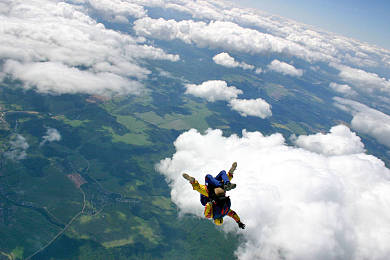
[191,180,209,197]
[227,209,245,229]
[183,173,209,197]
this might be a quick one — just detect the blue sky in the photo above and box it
[229,0,390,50]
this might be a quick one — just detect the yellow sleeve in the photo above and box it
[191,180,209,197]
[227,209,241,223]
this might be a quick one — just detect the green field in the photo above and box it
[0,84,240,260]
[1,49,389,260]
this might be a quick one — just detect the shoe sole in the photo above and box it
[182,173,195,183]
[229,162,237,174]
[224,183,236,191]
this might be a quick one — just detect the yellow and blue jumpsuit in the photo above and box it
[190,170,241,224]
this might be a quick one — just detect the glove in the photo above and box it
[238,221,245,229]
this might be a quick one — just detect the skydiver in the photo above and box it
[182,162,245,229]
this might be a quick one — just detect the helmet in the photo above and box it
[214,218,223,226]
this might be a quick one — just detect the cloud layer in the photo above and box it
[84,0,147,21]
[133,17,326,63]
[0,0,179,95]
[130,0,390,108]
[157,127,390,260]
[3,0,389,105]
[132,1,390,71]
[3,60,143,95]
[133,0,390,69]
[331,64,390,95]
[334,97,390,147]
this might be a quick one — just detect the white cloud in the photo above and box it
[331,64,390,94]
[185,80,272,119]
[229,98,272,118]
[40,128,61,146]
[329,82,357,96]
[334,97,390,147]
[4,60,144,95]
[293,125,365,155]
[267,60,303,77]
[254,67,263,74]
[133,17,328,63]
[130,0,390,70]
[185,80,243,102]
[128,0,231,21]
[157,127,390,260]
[86,0,146,20]
[0,0,179,96]
[4,134,29,160]
[213,52,254,70]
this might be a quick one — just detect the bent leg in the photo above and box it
[216,169,236,191]
[227,172,233,181]
[205,174,222,187]
[227,162,237,181]
[227,209,241,223]
[215,170,231,183]
[204,202,213,218]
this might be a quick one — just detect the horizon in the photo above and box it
[228,0,390,50]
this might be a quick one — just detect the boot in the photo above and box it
[223,182,236,191]
[228,162,237,175]
[182,173,195,183]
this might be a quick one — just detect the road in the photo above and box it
[24,189,86,260]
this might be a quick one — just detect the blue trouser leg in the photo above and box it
[215,170,230,184]
[205,174,222,187]
[205,170,230,188]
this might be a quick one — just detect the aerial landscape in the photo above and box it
[1,0,390,259]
